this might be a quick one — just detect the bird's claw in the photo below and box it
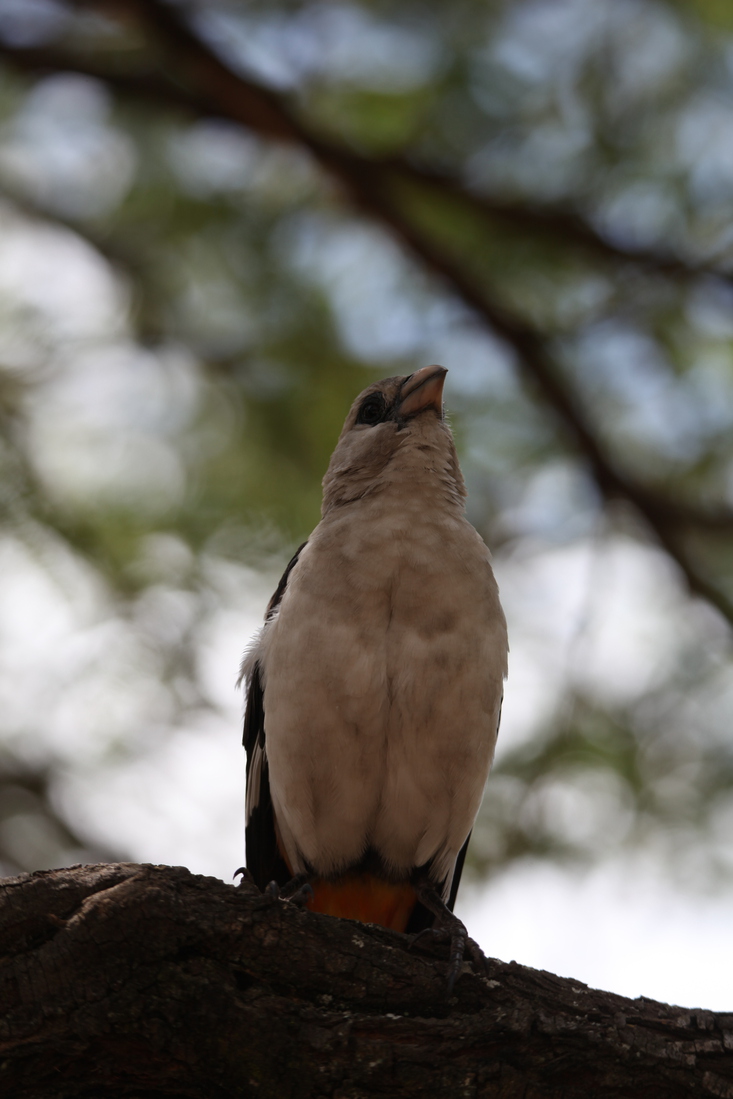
[233,866,256,888]
[410,921,487,996]
[250,879,281,910]
[412,879,489,995]
[408,925,448,953]
[281,881,314,907]
[254,875,313,909]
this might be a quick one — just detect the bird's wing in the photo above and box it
[446,693,504,910]
[243,542,307,890]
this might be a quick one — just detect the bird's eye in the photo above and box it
[356,395,386,426]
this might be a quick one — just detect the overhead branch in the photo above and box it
[389,161,733,287]
[3,12,730,291]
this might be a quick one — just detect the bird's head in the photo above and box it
[321,365,466,514]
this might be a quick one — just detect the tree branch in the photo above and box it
[6,12,730,289]
[56,0,733,286]
[2,863,732,1098]
[388,161,733,287]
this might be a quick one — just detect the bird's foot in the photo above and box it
[279,874,315,907]
[256,873,314,909]
[409,923,487,995]
[410,880,488,996]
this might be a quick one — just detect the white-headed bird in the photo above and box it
[240,365,508,992]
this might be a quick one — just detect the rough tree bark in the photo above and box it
[1,863,731,1098]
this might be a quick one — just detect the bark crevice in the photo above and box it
[1,863,732,1098]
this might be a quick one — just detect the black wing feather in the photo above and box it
[404,832,471,933]
[243,543,307,891]
[447,831,471,913]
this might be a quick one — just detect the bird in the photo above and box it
[239,364,508,993]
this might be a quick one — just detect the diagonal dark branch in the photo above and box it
[2,4,733,622]
[0,41,215,117]
[386,161,733,287]
[4,15,731,291]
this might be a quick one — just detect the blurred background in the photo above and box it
[0,0,733,1008]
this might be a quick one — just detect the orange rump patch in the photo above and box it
[308,873,417,932]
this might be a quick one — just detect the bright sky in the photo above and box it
[460,860,733,1012]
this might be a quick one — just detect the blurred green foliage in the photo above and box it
[0,0,732,885]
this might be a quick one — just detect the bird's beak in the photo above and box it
[397,365,447,420]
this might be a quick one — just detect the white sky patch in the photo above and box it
[459,857,733,1012]
[492,535,696,750]
[0,206,127,342]
[26,343,198,512]
[284,214,432,361]
[0,73,136,218]
[61,716,246,880]
[677,92,733,204]
[196,3,441,93]
[58,564,272,879]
